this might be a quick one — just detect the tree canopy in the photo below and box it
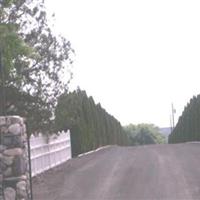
[0,0,74,133]
[124,124,166,145]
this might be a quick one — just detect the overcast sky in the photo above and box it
[46,0,200,127]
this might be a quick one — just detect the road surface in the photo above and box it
[33,143,200,200]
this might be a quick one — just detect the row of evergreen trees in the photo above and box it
[169,95,200,143]
[55,89,129,157]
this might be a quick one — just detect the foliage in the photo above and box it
[0,23,33,75]
[55,89,129,157]
[124,124,166,145]
[0,86,52,133]
[0,0,73,133]
[169,95,200,143]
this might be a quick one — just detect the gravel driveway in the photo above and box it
[33,143,200,200]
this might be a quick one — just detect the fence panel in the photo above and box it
[30,130,71,176]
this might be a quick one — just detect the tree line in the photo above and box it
[169,95,200,143]
[55,89,129,157]
[124,124,166,145]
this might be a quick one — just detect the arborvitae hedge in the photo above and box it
[169,95,200,143]
[55,89,129,157]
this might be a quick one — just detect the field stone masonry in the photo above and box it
[0,116,30,200]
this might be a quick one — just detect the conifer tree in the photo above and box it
[169,95,200,143]
[55,89,128,157]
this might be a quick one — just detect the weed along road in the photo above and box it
[33,144,200,200]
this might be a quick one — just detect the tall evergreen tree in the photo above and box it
[55,89,128,157]
[169,95,200,143]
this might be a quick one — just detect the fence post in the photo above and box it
[0,116,31,200]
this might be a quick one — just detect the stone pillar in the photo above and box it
[0,116,30,200]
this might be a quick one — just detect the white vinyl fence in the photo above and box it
[30,130,71,176]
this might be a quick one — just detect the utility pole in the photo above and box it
[170,114,173,133]
[171,103,176,130]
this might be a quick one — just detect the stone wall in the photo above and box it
[0,116,30,200]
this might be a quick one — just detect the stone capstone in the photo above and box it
[9,116,23,125]
[5,117,11,126]
[4,187,16,200]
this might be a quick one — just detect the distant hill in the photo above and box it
[159,127,172,141]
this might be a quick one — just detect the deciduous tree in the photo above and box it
[0,0,74,133]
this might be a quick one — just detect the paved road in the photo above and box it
[33,144,200,200]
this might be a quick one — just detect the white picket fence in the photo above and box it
[30,130,71,177]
